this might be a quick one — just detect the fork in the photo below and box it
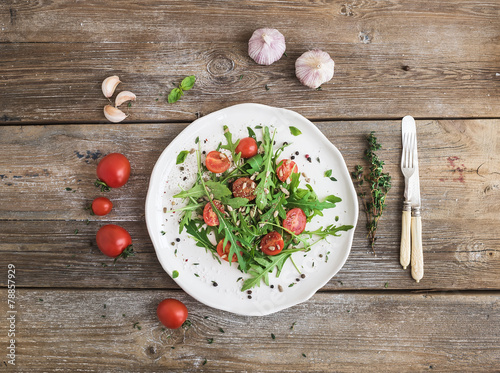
[400,132,415,269]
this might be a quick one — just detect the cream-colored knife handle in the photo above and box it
[400,202,411,269]
[411,213,424,282]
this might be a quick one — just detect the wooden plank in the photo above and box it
[0,1,499,122]
[0,119,499,290]
[1,289,498,371]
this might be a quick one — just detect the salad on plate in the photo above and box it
[171,125,353,291]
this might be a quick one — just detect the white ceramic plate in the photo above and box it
[145,103,358,316]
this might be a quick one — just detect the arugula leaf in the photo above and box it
[247,127,256,140]
[242,253,291,291]
[254,127,276,210]
[180,75,196,91]
[168,88,183,104]
[221,197,249,209]
[185,220,217,252]
[287,186,342,218]
[303,224,354,239]
[173,184,204,199]
[176,150,189,164]
[289,126,302,136]
[205,181,232,200]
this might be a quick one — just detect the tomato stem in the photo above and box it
[94,179,111,192]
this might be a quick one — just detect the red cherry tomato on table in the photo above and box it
[276,159,298,182]
[216,239,241,262]
[283,208,307,235]
[203,200,225,226]
[91,197,113,216]
[232,177,257,201]
[157,298,188,329]
[96,153,131,188]
[260,231,284,256]
[235,137,258,159]
[205,151,230,173]
[96,224,133,258]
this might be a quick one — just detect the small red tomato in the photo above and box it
[157,298,188,329]
[96,153,131,188]
[203,200,225,226]
[260,231,284,256]
[232,177,257,201]
[235,137,258,159]
[96,224,132,258]
[276,159,298,182]
[283,208,307,235]
[91,197,113,216]
[205,151,230,173]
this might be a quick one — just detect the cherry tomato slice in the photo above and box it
[96,224,132,258]
[203,200,224,226]
[235,137,258,159]
[157,298,188,329]
[260,231,284,256]
[276,159,298,182]
[283,208,307,235]
[91,197,113,216]
[205,151,230,173]
[216,239,241,262]
[232,177,257,201]
[96,153,131,188]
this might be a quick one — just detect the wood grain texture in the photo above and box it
[0,289,498,372]
[0,0,499,123]
[0,119,499,290]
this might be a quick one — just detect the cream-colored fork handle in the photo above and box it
[411,214,424,282]
[400,202,411,269]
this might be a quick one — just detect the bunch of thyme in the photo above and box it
[351,132,391,252]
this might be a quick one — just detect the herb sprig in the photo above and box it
[168,75,196,104]
[351,132,391,252]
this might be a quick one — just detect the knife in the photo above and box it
[402,115,423,282]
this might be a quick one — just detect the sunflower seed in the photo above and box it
[273,210,279,218]
[286,178,291,185]
[264,188,270,195]
[268,246,275,251]
[209,194,214,200]
[236,220,240,226]
[206,186,211,192]
[250,172,258,180]
[280,186,290,195]
[227,205,233,212]
[189,148,196,154]
[266,171,270,178]
[242,182,247,189]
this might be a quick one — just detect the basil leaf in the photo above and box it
[180,75,196,91]
[289,126,302,136]
[176,150,189,164]
[247,127,256,140]
[172,270,179,279]
[324,169,333,178]
[168,88,183,103]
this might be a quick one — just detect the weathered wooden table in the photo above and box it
[1,1,499,371]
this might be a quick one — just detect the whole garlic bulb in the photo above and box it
[248,28,286,65]
[295,50,335,89]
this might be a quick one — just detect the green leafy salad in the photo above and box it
[172,125,353,291]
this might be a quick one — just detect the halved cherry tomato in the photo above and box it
[205,151,230,173]
[203,200,224,226]
[276,159,298,182]
[216,239,241,262]
[232,177,257,201]
[157,298,188,329]
[260,231,284,256]
[91,197,113,216]
[96,224,133,258]
[283,208,307,235]
[96,153,131,188]
[235,137,258,159]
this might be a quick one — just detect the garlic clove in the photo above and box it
[115,91,136,107]
[248,28,286,66]
[101,76,121,98]
[103,105,127,123]
[295,50,335,89]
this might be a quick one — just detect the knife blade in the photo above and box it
[402,115,423,282]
